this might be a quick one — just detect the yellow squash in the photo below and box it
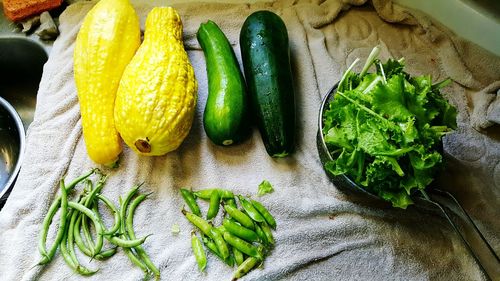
[73,0,140,165]
[115,7,198,156]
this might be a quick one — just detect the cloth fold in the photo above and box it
[0,0,498,280]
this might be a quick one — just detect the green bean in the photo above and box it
[94,247,117,260]
[74,213,93,257]
[223,218,259,242]
[224,205,254,230]
[180,189,201,217]
[206,190,221,220]
[60,217,97,276]
[191,232,207,272]
[119,188,150,275]
[194,189,234,200]
[232,256,260,280]
[238,196,265,223]
[222,232,262,259]
[259,222,275,245]
[233,247,244,266]
[182,209,213,237]
[126,194,160,277]
[68,201,104,256]
[38,179,69,265]
[254,223,268,245]
[96,194,120,235]
[107,234,150,248]
[67,209,98,275]
[210,227,230,260]
[38,170,95,264]
[250,199,276,229]
[224,198,238,209]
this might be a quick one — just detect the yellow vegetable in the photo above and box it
[115,7,198,156]
[73,0,140,165]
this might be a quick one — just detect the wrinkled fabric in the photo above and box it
[0,1,498,280]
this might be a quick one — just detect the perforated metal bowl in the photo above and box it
[316,83,499,279]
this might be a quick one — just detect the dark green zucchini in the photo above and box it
[239,11,295,157]
[197,20,249,146]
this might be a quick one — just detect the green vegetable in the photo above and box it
[233,247,245,266]
[240,10,296,157]
[238,196,265,223]
[180,188,202,217]
[191,232,207,272]
[250,199,276,229]
[223,232,262,259]
[224,205,255,230]
[259,222,274,245]
[194,188,234,200]
[257,180,274,196]
[126,193,160,277]
[232,256,261,280]
[322,46,457,208]
[38,170,96,265]
[223,218,260,243]
[197,20,249,146]
[207,189,221,220]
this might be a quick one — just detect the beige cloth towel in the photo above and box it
[0,0,499,280]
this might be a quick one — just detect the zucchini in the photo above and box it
[197,20,249,146]
[239,11,296,157]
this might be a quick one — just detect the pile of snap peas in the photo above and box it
[37,169,160,279]
[181,188,277,280]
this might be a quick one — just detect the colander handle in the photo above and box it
[422,189,499,281]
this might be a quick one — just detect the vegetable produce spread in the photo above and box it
[180,188,277,280]
[322,47,457,208]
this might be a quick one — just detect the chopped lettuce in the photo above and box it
[323,47,457,209]
[257,180,274,196]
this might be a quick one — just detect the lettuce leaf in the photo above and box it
[323,47,457,208]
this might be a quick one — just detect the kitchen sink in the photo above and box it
[0,6,51,208]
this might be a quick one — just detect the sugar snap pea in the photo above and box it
[202,236,234,267]
[224,205,254,230]
[259,222,275,245]
[180,188,202,216]
[206,189,221,220]
[182,209,213,237]
[223,218,259,243]
[222,232,262,259]
[232,256,260,280]
[224,198,238,209]
[194,189,234,200]
[233,247,244,266]
[191,232,207,272]
[254,223,268,245]
[210,227,230,260]
[238,196,265,223]
[250,199,276,229]
[126,193,160,277]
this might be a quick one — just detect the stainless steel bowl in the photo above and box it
[0,96,25,205]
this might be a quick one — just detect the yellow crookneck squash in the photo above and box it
[73,0,140,166]
[115,7,198,156]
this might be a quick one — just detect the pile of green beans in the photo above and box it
[181,188,277,280]
[37,169,159,280]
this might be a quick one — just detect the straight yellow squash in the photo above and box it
[115,7,198,156]
[73,0,140,165]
